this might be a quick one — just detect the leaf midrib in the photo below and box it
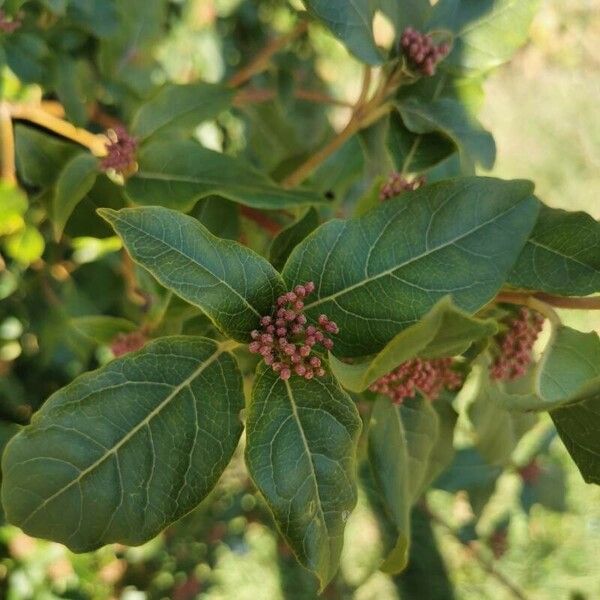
[527,238,600,275]
[304,200,525,310]
[18,346,224,528]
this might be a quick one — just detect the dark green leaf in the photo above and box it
[270,208,319,272]
[54,58,94,126]
[125,141,326,212]
[428,0,540,75]
[330,296,497,392]
[131,82,235,141]
[67,0,119,37]
[190,197,240,240]
[245,364,361,590]
[423,397,459,488]
[70,315,138,344]
[100,206,285,341]
[282,177,538,358]
[1,337,244,551]
[397,98,495,172]
[302,1,383,65]
[509,205,600,296]
[379,0,431,34]
[368,397,439,574]
[52,153,99,239]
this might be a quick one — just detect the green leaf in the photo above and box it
[330,296,497,392]
[397,98,496,172]
[67,0,119,38]
[124,141,326,212]
[282,177,538,358]
[70,315,138,344]
[423,397,459,488]
[54,58,94,126]
[245,363,361,590]
[392,506,456,600]
[190,197,240,240]
[15,125,79,188]
[1,337,244,551]
[269,208,319,272]
[131,82,235,141]
[3,225,45,265]
[379,0,431,33]
[368,396,439,574]
[0,182,27,236]
[302,1,383,65]
[52,153,99,240]
[100,206,285,341]
[429,0,540,75]
[508,205,600,296]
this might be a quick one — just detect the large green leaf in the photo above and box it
[1,337,244,551]
[429,0,540,75]
[397,98,495,172]
[124,141,325,212]
[330,296,497,392]
[131,82,235,141]
[245,364,361,590]
[282,177,539,358]
[269,208,319,272]
[100,206,285,341]
[508,205,600,296]
[368,397,439,574]
[302,0,383,65]
[52,153,99,240]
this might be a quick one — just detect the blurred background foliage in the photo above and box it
[0,0,598,598]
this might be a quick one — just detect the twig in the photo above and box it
[228,20,308,88]
[9,103,108,156]
[425,506,531,600]
[496,291,599,314]
[356,66,372,109]
[233,87,354,108]
[240,206,282,236]
[0,101,16,184]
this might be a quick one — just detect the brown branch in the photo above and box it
[240,206,282,236]
[0,101,16,184]
[496,291,600,312]
[9,103,108,156]
[228,20,308,88]
[425,506,531,600]
[233,87,354,108]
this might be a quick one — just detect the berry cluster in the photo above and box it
[0,10,21,33]
[369,357,463,404]
[490,307,544,381]
[248,282,339,381]
[100,126,138,176]
[379,172,425,200]
[111,331,147,357]
[400,27,450,77]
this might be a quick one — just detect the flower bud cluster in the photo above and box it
[490,307,544,381]
[111,331,147,357]
[369,357,463,404]
[248,282,339,381]
[379,172,425,200]
[400,27,450,77]
[100,126,138,176]
[0,10,21,33]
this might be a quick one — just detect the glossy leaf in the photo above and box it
[368,397,439,574]
[330,296,497,392]
[302,1,383,65]
[125,141,325,212]
[509,205,600,296]
[1,337,244,551]
[283,177,538,358]
[131,82,235,141]
[100,206,285,341]
[245,364,361,590]
[270,208,319,272]
[429,0,540,75]
[52,153,99,239]
[397,98,496,172]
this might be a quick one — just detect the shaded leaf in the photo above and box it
[270,208,319,272]
[282,177,538,358]
[100,206,284,341]
[190,197,240,240]
[131,82,235,141]
[330,296,497,392]
[125,141,325,212]
[52,153,99,239]
[245,364,361,590]
[1,337,244,551]
[70,315,138,344]
[509,205,600,296]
